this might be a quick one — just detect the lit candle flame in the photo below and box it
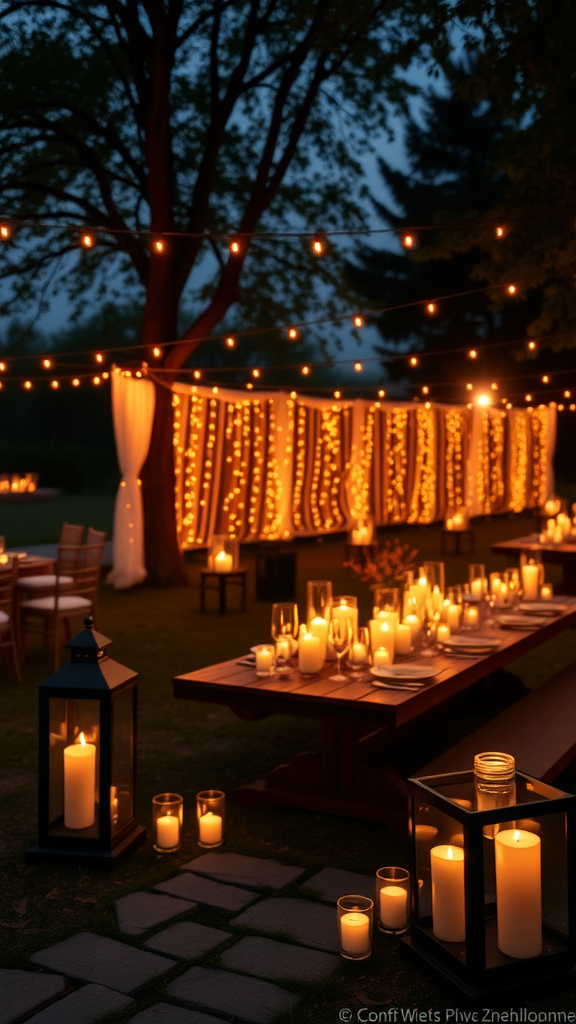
[79,732,86,746]
[447,846,453,860]
[514,829,520,842]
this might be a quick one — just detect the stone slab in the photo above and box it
[221,935,339,982]
[155,873,255,912]
[144,921,231,960]
[30,932,173,995]
[167,966,299,1024]
[26,983,134,1023]
[300,866,375,903]
[180,853,305,890]
[129,1005,223,1024]
[230,897,339,952]
[116,892,196,936]
[0,969,65,1024]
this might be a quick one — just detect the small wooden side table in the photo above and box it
[441,528,474,556]
[200,568,247,615]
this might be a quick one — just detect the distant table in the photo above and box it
[200,568,247,615]
[492,535,576,594]
[174,600,576,826]
[11,554,55,578]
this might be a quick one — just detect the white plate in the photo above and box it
[497,614,543,628]
[518,602,566,616]
[442,635,501,650]
[370,664,439,682]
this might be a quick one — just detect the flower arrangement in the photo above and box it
[344,538,418,591]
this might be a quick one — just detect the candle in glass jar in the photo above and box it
[310,616,328,660]
[430,845,466,942]
[64,732,96,830]
[540,584,553,600]
[522,564,539,601]
[256,648,273,673]
[431,585,443,613]
[351,641,367,663]
[373,646,391,668]
[463,605,479,628]
[446,604,461,631]
[156,813,180,849]
[403,614,420,643]
[332,601,358,636]
[436,623,450,644]
[340,912,371,956]
[494,828,541,959]
[275,638,291,660]
[298,628,323,674]
[470,578,483,596]
[214,550,233,572]
[369,618,395,660]
[440,598,451,622]
[379,885,408,931]
[395,623,412,655]
[352,527,370,545]
[199,811,222,845]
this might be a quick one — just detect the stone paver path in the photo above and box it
[144,921,231,960]
[231,896,339,952]
[30,932,173,995]
[116,892,196,935]
[129,1004,225,1024]
[301,866,375,902]
[26,983,133,1023]
[167,965,299,1024]
[0,969,65,1024]
[155,872,255,911]
[221,935,339,982]
[181,852,305,890]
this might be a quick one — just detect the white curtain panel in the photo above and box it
[108,371,156,589]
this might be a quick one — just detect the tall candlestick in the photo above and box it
[64,733,96,830]
[494,829,541,958]
[430,845,466,942]
[298,627,323,674]
[521,564,539,602]
[309,616,328,660]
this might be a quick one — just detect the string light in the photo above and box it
[334,390,341,398]
[525,394,532,402]
[212,386,218,394]
[95,352,104,363]
[301,365,310,376]
[476,393,491,407]
[229,239,241,255]
[426,302,436,314]
[51,380,59,389]
[564,391,571,398]
[193,370,201,380]
[354,361,363,372]
[527,340,537,351]
[93,376,101,385]
[288,327,299,340]
[558,404,565,411]
[23,380,32,390]
[311,237,325,256]
[506,402,512,409]
[72,378,80,387]
[225,336,236,348]
[422,386,429,395]
[102,371,109,379]
[402,233,415,249]
[42,358,51,369]
[0,224,10,240]
[542,375,549,383]
[466,383,473,391]
[252,368,260,378]
[507,284,517,295]
[152,346,162,358]
[0,362,5,372]
[246,382,253,390]
[153,238,165,253]
[409,356,418,367]
[290,391,297,399]
[378,389,386,398]
[468,349,478,359]
[495,225,505,238]
[491,382,498,390]
[353,315,364,328]
[80,232,95,249]
[571,404,576,412]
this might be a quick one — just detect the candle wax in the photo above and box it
[156,813,180,849]
[430,845,466,943]
[379,885,408,930]
[340,911,371,956]
[199,811,223,845]
[64,735,96,830]
[495,829,541,958]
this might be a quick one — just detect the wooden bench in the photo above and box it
[418,660,576,783]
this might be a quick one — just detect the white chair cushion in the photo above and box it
[0,609,9,624]
[17,575,74,589]
[24,596,92,612]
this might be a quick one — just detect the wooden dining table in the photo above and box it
[174,600,576,826]
[492,534,576,594]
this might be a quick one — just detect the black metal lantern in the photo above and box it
[28,617,145,868]
[405,764,576,997]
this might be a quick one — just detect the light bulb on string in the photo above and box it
[422,385,429,395]
[468,349,478,360]
[491,382,498,390]
[301,365,310,376]
[246,382,253,390]
[225,336,236,349]
[353,315,364,328]
[24,380,32,390]
[152,346,162,358]
[71,378,80,387]
[334,390,341,399]
[495,225,505,239]
[102,371,109,380]
[95,352,104,364]
[153,238,165,254]
[0,223,11,241]
[542,375,550,384]
[571,404,576,412]
[525,394,532,402]
[506,402,512,409]
[287,327,299,341]
[212,386,219,394]
[409,356,418,367]
[527,340,537,351]
[378,389,386,398]
[507,283,517,296]
[354,361,363,372]
[193,370,201,380]
[426,302,436,314]
[0,362,6,372]
[476,393,491,407]
[311,236,325,256]
[229,238,241,255]
[425,401,431,409]
[290,391,297,399]
[51,380,59,390]
[466,383,473,391]
[252,368,260,378]
[564,391,571,399]
[42,358,52,369]
[93,376,101,386]
[558,404,565,411]
[80,232,95,249]
[402,233,415,249]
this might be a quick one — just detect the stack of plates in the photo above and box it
[370,664,439,689]
[496,614,543,629]
[440,635,502,656]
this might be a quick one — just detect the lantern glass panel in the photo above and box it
[111,688,135,834]
[48,697,100,839]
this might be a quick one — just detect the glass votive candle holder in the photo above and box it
[196,789,225,848]
[253,644,276,676]
[152,793,183,853]
[376,866,410,934]
[337,895,373,960]
[540,582,554,600]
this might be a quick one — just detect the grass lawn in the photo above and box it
[0,493,115,547]
[1,509,576,1020]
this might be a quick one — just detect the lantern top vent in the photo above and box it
[67,616,112,663]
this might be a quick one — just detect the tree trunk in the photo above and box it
[141,381,187,586]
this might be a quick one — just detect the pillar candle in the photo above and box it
[495,581,508,608]
[214,550,233,572]
[369,619,395,661]
[540,584,553,600]
[463,605,479,628]
[310,616,328,660]
[156,813,180,849]
[373,647,391,667]
[352,527,370,545]
[521,564,540,602]
[298,627,323,674]
[494,829,541,959]
[431,586,443,613]
[199,811,223,846]
[453,513,464,529]
[332,601,358,636]
[379,885,408,930]
[255,648,274,673]
[403,614,420,644]
[437,623,450,644]
[351,641,367,663]
[64,733,96,830]
[440,598,451,622]
[430,845,466,943]
[470,577,483,596]
[340,912,371,956]
[395,623,412,655]
[446,604,461,631]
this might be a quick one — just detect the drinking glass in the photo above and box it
[373,587,400,618]
[348,626,369,676]
[327,616,353,683]
[271,602,298,674]
[422,562,445,600]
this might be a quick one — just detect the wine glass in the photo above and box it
[348,626,369,677]
[327,616,353,683]
[271,602,298,674]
